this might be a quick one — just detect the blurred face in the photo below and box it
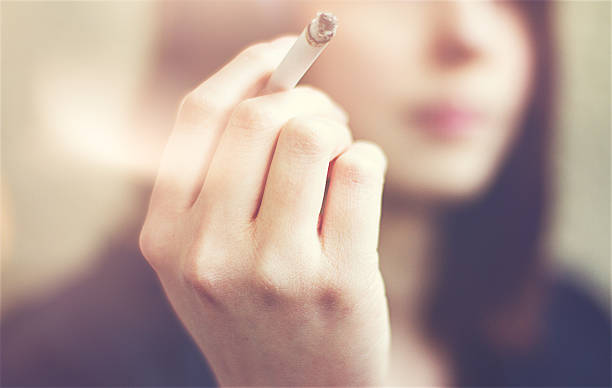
[301,1,535,204]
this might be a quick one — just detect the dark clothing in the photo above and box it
[455,277,611,387]
[2,237,610,387]
[2,237,215,387]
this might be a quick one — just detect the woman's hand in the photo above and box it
[139,36,391,386]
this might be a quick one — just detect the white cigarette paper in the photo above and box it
[263,12,338,93]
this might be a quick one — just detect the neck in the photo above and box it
[378,190,452,386]
[378,190,440,326]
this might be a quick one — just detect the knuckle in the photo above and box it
[293,85,334,105]
[179,91,225,123]
[252,243,323,302]
[358,141,388,173]
[138,222,170,271]
[138,226,155,262]
[293,85,328,100]
[315,269,383,319]
[230,98,276,131]
[336,142,387,185]
[253,261,292,305]
[182,255,228,309]
[240,42,270,64]
[316,283,356,319]
[240,36,297,67]
[282,116,330,157]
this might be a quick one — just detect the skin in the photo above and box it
[140,1,534,385]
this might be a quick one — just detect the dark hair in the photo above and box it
[425,0,557,371]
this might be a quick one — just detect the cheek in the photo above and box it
[388,11,535,202]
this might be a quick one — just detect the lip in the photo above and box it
[408,102,484,138]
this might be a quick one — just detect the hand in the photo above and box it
[139,35,391,386]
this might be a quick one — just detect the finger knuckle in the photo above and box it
[317,269,384,319]
[182,255,229,309]
[240,42,270,64]
[293,85,330,101]
[316,283,357,319]
[357,141,388,168]
[230,98,276,131]
[179,91,225,122]
[336,142,387,185]
[282,116,330,157]
[252,241,322,301]
[138,222,170,271]
[253,260,292,305]
[235,40,289,74]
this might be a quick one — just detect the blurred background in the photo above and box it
[1,0,610,318]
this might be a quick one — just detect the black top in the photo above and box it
[2,235,610,387]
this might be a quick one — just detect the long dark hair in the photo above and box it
[425,0,557,370]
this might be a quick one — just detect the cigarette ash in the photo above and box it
[307,12,337,45]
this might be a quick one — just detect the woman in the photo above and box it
[2,1,609,386]
[138,0,609,386]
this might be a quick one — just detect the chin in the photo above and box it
[384,166,499,207]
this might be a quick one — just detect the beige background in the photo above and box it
[1,1,610,314]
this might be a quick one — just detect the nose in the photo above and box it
[430,1,492,69]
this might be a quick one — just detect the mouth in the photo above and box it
[406,101,485,139]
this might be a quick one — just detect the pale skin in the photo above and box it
[140,1,534,385]
[140,38,391,386]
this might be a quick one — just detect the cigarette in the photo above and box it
[263,11,338,94]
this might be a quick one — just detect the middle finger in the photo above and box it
[194,86,348,224]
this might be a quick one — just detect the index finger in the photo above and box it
[148,35,298,219]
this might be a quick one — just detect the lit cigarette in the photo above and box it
[263,11,338,94]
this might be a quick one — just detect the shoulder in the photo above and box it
[546,271,609,334]
[505,271,611,387]
[544,271,610,352]
[543,272,610,379]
